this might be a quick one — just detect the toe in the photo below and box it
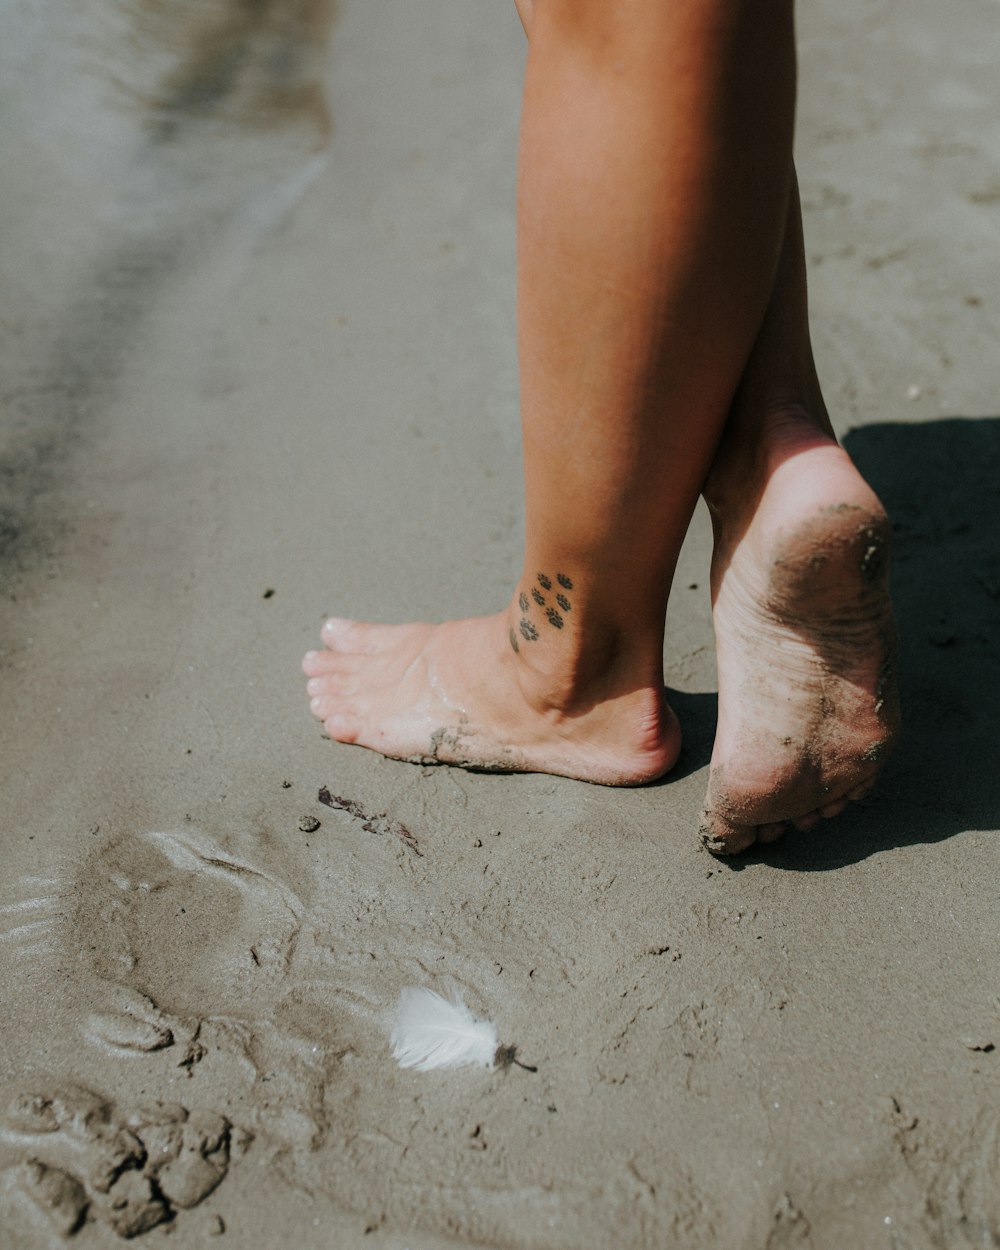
[309,694,340,721]
[320,616,354,638]
[819,796,849,819]
[699,811,759,856]
[791,811,822,832]
[320,617,404,653]
[757,821,786,843]
[323,711,360,744]
[303,649,348,676]
[847,776,877,801]
[319,617,373,652]
[306,675,345,699]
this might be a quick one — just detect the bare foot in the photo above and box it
[303,607,681,785]
[700,407,900,854]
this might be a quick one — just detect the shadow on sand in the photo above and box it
[661,687,718,783]
[730,415,1000,871]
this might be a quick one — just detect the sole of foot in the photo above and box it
[303,612,682,786]
[700,412,900,855]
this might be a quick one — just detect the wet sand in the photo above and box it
[2,1,999,1246]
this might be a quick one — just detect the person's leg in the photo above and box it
[304,0,797,784]
[699,175,900,852]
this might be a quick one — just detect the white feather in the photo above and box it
[391,987,498,1071]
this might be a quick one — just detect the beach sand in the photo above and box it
[2,1,999,1246]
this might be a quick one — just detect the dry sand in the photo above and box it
[2,0,999,1246]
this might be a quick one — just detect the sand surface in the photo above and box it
[2,1,999,1246]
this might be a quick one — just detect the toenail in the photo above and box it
[307,679,320,695]
[310,697,322,711]
[305,650,318,661]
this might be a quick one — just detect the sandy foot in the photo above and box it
[700,411,900,854]
[303,613,680,786]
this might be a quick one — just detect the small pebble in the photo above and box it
[906,384,922,401]
[298,816,321,833]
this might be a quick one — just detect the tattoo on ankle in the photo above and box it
[516,572,574,640]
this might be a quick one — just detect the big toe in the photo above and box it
[320,617,411,654]
[698,810,774,856]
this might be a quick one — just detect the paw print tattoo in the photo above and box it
[517,572,574,639]
[543,573,572,626]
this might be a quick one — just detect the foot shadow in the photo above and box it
[662,687,717,783]
[750,415,1000,872]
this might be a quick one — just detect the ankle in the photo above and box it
[504,591,664,716]
[704,403,834,521]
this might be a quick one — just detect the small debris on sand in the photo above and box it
[318,787,421,855]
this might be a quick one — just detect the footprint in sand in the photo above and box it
[76,827,306,1020]
[5,818,453,1230]
[66,827,341,1149]
[0,826,329,1240]
[882,1097,1000,1248]
[1,1160,89,1238]
[0,1083,250,1239]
